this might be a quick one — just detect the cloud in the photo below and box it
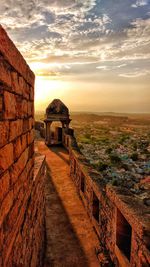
[0,0,150,83]
[119,69,150,78]
[132,0,149,8]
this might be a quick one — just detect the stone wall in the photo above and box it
[64,133,150,267]
[0,26,46,267]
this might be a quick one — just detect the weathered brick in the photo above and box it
[3,197,22,235]
[21,133,27,151]
[27,101,33,116]
[0,171,10,203]
[22,99,28,117]
[0,121,9,148]
[0,143,13,174]
[27,129,34,145]
[0,190,13,227]
[23,83,30,100]
[30,86,34,101]
[11,71,21,95]
[10,148,29,184]
[23,119,29,133]
[0,94,3,112]
[0,224,4,254]
[28,142,34,159]
[16,95,24,118]
[13,137,22,161]
[9,119,23,141]
[0,60,11,87]
[4,91,16,119]
[29,117,34,130]
[13,134,27,161]
[18,76,25,94]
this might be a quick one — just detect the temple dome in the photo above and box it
[46,99,69,116]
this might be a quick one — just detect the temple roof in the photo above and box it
[46,99,69,116]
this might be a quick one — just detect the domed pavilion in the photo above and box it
[44,99,71,145]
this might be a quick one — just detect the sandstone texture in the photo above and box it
[0,25,46,267]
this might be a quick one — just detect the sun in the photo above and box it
[34,76,70,111]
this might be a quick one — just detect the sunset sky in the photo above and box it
[0,0,150,113]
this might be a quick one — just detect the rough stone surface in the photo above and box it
[0,26,45,267]
[68,134,150,267]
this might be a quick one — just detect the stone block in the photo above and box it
[10,148,29,184]
[23,119,29,133]
[23,83,30,100]
[18,76,25,95]
[0,121,9,148]
[13,137,22,161]
[13,134,27,161]
[9,119,23,141]
[22,99,28,117]
[16,95,23,118]
[0,171,10,203]
[0,60,11,87]
[0,143,13,174]
[28,142,34,159]
[0,94,3,112]
[4,197,22,235]
[0,190,13,227]
[11,71,21,95]
[27,129,34,145]
[4,91,16,119]
[29,117,34,130]
[27,101,33,116]
[30,86,34,101]
[21,133,27,151]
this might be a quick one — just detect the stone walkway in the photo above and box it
[37,141,100,267]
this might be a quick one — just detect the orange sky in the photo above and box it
[1,0,150,113]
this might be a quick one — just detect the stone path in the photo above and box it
[37,141,100,267]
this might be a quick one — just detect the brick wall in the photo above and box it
[0,26,46,267]
[65,133,150,267]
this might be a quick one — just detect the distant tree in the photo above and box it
[97,161,109,171]
[131,152,138,161]
[106,147,113,154]
[110,153,121,164]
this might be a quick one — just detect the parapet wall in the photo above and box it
[0,26,45,267]
[63,133,150,267]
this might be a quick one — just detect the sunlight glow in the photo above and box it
[35,76,70,111]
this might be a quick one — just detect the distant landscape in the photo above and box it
[35,111,150,192]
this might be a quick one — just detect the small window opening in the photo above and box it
[92,191,99,223]
[116,209,132,261]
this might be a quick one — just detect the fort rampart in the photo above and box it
[0,26,46,267]
[63,133,150,267]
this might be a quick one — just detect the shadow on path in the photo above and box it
[47,145,70,165]
[44,166,90,267]
[37,141,100,267]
